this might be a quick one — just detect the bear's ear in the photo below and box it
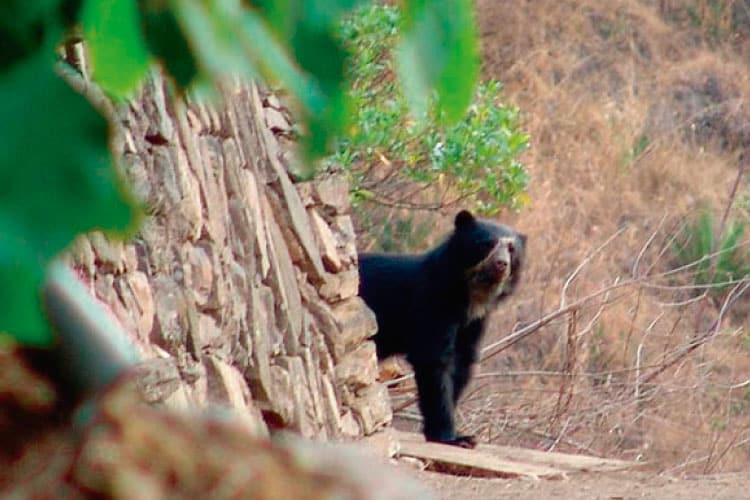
[455,210,476,229]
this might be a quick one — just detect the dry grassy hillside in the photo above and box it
[392,0,750,474]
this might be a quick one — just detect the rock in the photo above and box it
[204,356,268,437]
[263,138,327,281]
[151,145,203,241]
[275,356,318,438]
[309,208,343,272]
[135,357,182,404]
[331,297,378,353]
[114,271,154,341]
[192,312,222,351]
[294,181,317,207]
[333,215,358,266]
[348,383,393,435]
[319,376,344,436]
[151,276,189,353]
[315,175,350,215]
[246,285,276,402]
[89,232,128,274]
[265,106,290,134]
[69,234,97,276]
[340,410,361,437]
[319,269,360,302]
[185,244,214,307]
[335,341,379,390]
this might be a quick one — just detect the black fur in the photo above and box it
[358,210,526,448]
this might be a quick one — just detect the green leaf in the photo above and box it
[140,1,199,89]
[292,26,351,161]
[398,0,479,123]
[0,242,49,345]
[247,1,357,163]
[173,0,256,80]
[81,0,151,98]
[253,0,367,34]
[0,0,61,70]
[0,50,138,345]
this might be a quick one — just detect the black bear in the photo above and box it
[358,210,526,448]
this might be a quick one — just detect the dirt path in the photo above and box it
[416,469,750,500]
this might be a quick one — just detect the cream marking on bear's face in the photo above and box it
[466,236,516,321]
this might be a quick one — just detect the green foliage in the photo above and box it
[673,211,750,296]
[330,4,530,216]
[82,0,150,97]
[0,49,138,346]
[1,0,489,345]
[398,0,479,123]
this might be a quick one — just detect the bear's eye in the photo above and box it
[508,241,516,255]
[478,239,496,254]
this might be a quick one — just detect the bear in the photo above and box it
[358,210,526,448]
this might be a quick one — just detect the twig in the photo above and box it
[561,227,627,308]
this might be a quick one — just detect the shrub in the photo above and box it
[328,4,530,250]
[673,210,750,296]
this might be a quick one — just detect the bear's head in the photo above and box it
[451,210,526,320]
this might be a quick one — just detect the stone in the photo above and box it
[319,269,360,303]
[334,341,379,390]
[264,207,304,354]
[245,170,270,278]
[348,383,393,435]
[304,295,345,361]
[151,145,203,241]
[194,312,222,351]
[274,356,318,438]
[263,134,327,280]
[333,215,358,266]
[88,232,128,274]
[294,181,316,207]
[185,244,214,307]
[331,297,378,353]
[135,357,182,404]
[151,276,189,353]
[302,347,325,431]
[163,383,192,410]
[149,76,177,143]
[69,234,96,277]
[264,106,290,133]
[319,376,344,437]
[309,208,343,273]
[340,410,361,438]
[204,356,268,437]
[196,135,229,244]
[245,285,275,401]
[115,271,154,341]
[315,175,350,215]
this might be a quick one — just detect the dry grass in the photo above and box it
[384,0,750,474]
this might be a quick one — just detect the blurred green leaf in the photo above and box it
[82,0,150,98]
[0,50,138,345]
[398,0,479,123]
[174,0,256,80]
[140,1,198,89]
[0,0,61,70]
[247,0,358,163]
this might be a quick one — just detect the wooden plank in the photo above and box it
[395,433,566,479]
[476,442,638,473]
[395,432,640,479]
